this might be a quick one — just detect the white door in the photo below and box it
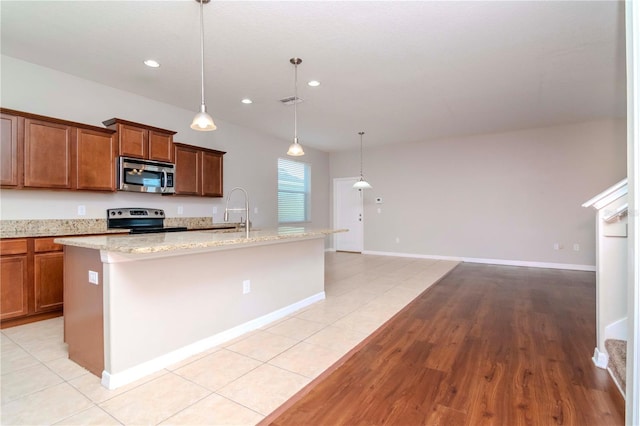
[334,177,364,252]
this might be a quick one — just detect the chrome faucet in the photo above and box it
[224,187,250,238]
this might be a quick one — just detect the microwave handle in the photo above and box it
[162,170,168,193]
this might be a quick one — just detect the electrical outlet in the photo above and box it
[88,270,99,285]
[395,237,400,244]
[553,243,563,250]
[573,243,580,251]
[77,205,86,216]
[177,206,184,215]
[254,207,259,214]
[242,279,251,294]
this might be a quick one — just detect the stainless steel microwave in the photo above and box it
[118,156,176,194]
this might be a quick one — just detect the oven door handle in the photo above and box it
[161,169,168,193]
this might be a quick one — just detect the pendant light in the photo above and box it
[287,57,305,156]
[353,131,372,189]
[190,0,216,131]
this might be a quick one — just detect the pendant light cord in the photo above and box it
[359,131,365,176]
[294,62,298,143]
[199,0,205,107]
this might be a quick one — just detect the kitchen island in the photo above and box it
[55,227,345,389]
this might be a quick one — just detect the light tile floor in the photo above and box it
[0,252,458,425]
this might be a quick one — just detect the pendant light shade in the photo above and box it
[191,0,216,132]
[287,57,304,156]
[353,131,372,189]
[191,105,216,131]
[353,177,372,189]
[287,139,304,156]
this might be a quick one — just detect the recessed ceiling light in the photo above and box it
[307,80,320,87]
[241,98,253,104]
[143,59,160,68]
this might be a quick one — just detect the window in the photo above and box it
[278,158,310,223]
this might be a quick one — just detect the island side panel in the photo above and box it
[63,245,104,377]
[103,237,324,375]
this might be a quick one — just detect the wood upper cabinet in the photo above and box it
[0,108,116,192]
[24,118,73,189]
[0,113,22,188]
[174,143,200,196]
[201,149,224,197]
[174,142,225,197]
[117,123,147,159]
[103,118,176,162]
[75,127,117,191]
[149,130,174,163]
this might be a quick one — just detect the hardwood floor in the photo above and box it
[262,260,625,425]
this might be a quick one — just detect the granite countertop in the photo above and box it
[54,227,347,254]
[0,218,241,239]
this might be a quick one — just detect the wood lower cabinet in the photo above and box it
[34,238,64,313]
[1,237,64,327]
[0,239,29,321]
[103,118,176,162]
[174,142,225,197]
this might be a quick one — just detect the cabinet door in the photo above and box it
[24,119,72,189]
[34,252,64,313]
[0,113,21,187]
[118,124,147,159]
[76,128,116,191]
[174,145,200,195]
[201,150,223,197]
[148,131,173,162]
[0,255,29,320]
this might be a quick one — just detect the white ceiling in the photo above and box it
[0,1,626,152]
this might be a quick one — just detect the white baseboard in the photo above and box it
[605,317,628,341]
[101,291,326,390]
[607,366,627,399]
[593,347,609,369]
[362,250,595,272]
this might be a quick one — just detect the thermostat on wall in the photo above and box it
[375,197,383,204]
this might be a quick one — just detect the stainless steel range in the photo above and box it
[107,208,188,234]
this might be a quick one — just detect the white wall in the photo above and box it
[330,120,627,267]
[625,1,640,422]
[0,55,330,230]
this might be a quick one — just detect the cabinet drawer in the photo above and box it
[34,237,63,253]
[0,239,28,255]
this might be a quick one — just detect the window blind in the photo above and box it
[278,158,310,223]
